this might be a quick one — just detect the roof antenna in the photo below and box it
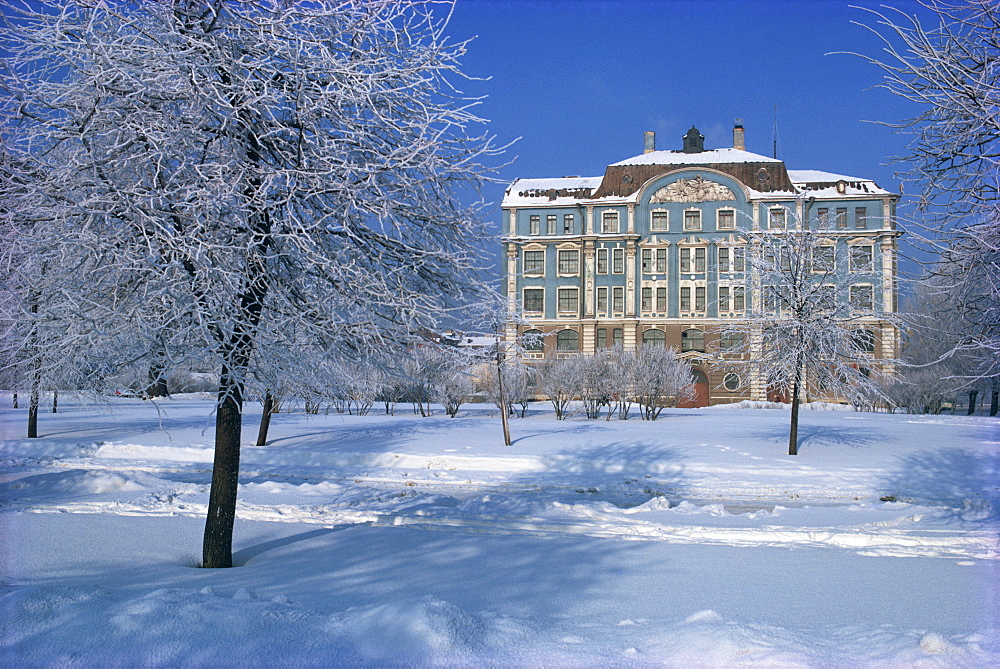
[772,104,780,159]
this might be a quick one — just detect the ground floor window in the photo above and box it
[681,328,705,352]
[642,328,666,347]
[556,329,579,351]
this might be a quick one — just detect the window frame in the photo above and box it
[656,286,667,312]
[811,245,835,274]
[612,248,624,274]
[717,208,736,230]
[641,286,652,312]
[683,208,702,232]
[597,248,608,274]
[546,214,557,235]
[596,286,608,314]
[681,328,705,353]
[557,287,579,314]
[642,328,666,347]
[836,207,848,229]
[523,249,545,275]
[849,284,874,311]
[556,329,579,351]
[768,207,787,230]
[612,286,624,313]
[849,244,874,273]
[650,209,669,232]
[562,214,574,234]
[602,210,619,234]
[522,287,544,313]
[529,214,540,236]
[854,207,867,230]
[557,249,580,276]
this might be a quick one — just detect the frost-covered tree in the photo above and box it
[718,211,896,455]
[632,345,694,421]
[536,358,580,420]
[856,1,1000,380]
[2,1,497,567]
[602,345,636,421]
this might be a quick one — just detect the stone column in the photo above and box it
[627,203,635,234]
[583,242,596,318]
[625,244,637,316]
[585,205,594,235]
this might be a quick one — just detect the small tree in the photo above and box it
[632,346,695,421]
[719,210,897,455]
[537,358,581,420]
[603,345,637,420]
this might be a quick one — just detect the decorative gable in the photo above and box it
[650,176,736,203]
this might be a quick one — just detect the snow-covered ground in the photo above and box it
[1,394,997,667]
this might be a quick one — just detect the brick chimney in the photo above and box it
[733,118,745,151]
[643,131,655,154]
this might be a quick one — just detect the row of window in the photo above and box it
[522,206,873,236]
[524,283,875,315]
[523,244,873,277]
[524,326,877,354]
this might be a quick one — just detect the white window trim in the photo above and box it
[556,287,580,314]
[522,246,545,276]
[650,208,669,232]
[683,207,702,232]
[848,242,875,273]
[596,247,609,274]
[768,206,787,230]
[601,210,620,234]
[716,207,736,230]
[811,245,836,274]
[556,249,581,277]
[522,287,544,314]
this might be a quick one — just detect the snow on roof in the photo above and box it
[611,147,782,167]
[787,169,892,196]
[502,176,604,207]
[787,169,866,183]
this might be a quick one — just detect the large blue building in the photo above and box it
[501,123,901,405]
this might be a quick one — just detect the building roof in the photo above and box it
[502,176,604,207]
[611,147,783,167]
[787,169,892,196]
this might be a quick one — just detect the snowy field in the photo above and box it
[1,394,997,667]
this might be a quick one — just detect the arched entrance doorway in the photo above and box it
[678,368,710,408]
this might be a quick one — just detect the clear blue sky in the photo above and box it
[445,0,929,265]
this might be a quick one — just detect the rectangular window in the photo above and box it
[641,249,653,273]
[546,214,557,235]
[597,248,608,274]
[651,210,669,231]
[733,247,745,272]
[812,246,835,273]
[557,250,579,275]
[523,250,544,275]
[819,284,837,311]
[850,245,873,272]
[522,288,543,312]
[612,328,623,348]
[680,286,691,311]
[717,209,735,230]
[836,208,848,229]
[557,288,578,313]
[655,248,667,273]
[850,284,874,310]
[680,248,691,273]
[612,286,624,313]
[817,208,829,227]
[612,248,624,274]
[769,208,786,229]
[854,207,867,230]
[718,247,730,273]
[529,215,540,235]
[764,285,779,312]
[596,328,608,350]
[719,286,730,312]
[695,247,706,273]
[684,209,702,231]
[733,286,745,311]
[597,286,608,313]
[656,287,666,311]
[641,287,652,311]
[563,214,574,234]
[602,211,619,234]
[695,286,706,311]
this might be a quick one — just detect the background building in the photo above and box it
[501,122,900,406]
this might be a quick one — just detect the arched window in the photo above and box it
[681,328,705,353]
[723,373,741,391]
[719,331,744,350]
[556,329,579,351]
[523,329,544,351]
[642,329,666,347]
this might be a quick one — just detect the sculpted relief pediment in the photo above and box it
[650,176,736,203]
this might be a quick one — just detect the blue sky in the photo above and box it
[445,0,928,259]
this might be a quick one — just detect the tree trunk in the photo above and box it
[51,389,58,413]
[203,365,243,569]
[967,389,978,415]
[496,343,511,446]
[12,392,17,408]
[27,383,39,439]
[788,379,800,456]
[990,378,998,416]
[255,390,274,446]
[145,361,169,398]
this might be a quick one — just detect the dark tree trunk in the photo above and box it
[27,384,39,439]
[203,365,243,568]
[12,392,17,408]
[255,390,274,446]
[51,389,58,413]
[788,379,800,456]
[990,378,998,416]
[145,359,169,398]
[496,342,511,446]
[967,389,979,415]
